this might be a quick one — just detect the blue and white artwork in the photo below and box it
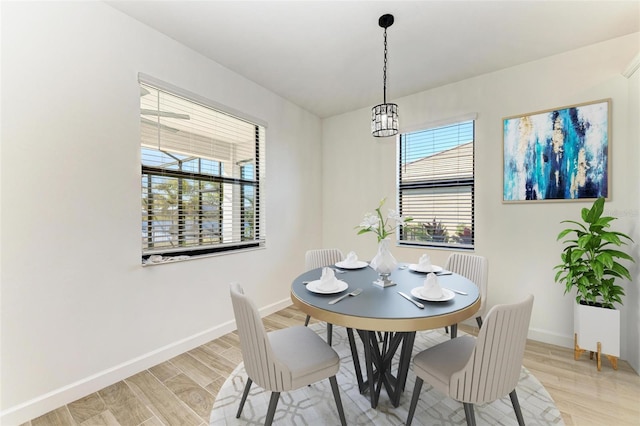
[503,100,609,202]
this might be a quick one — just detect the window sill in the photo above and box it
[397,241,474,251]
[141,244,265,267]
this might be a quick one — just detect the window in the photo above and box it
[398,120,474,249]
[140,79,265,260]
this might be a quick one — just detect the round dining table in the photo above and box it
[290,263,480,409]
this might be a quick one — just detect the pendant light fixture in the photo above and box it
[371,13,399,137]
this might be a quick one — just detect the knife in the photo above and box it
[398,291,424,309]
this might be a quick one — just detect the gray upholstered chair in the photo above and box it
[229,283,346,426]
[444,253,488,337]
[406,294,534,426]
[303,248,344,346]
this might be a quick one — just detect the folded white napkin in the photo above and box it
[418,254,432,271]
[318,267,339,291]
[344,251,358,266]
[423,272,444,298]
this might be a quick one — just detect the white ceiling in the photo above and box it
[107,1,640,118]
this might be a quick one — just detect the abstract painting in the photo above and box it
[503,99,610,202]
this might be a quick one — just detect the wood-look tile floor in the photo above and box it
[23,306,640,426]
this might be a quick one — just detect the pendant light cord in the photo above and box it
[383,27,388,104]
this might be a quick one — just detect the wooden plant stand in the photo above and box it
[574,333,618,371]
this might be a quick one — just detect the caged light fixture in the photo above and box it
[371,13,399,137]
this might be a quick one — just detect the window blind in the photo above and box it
[398,120,474,248]
[140,82,265,257]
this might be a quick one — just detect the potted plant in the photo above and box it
[554,197,635,370]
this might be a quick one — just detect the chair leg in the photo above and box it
[264,391,280,426]
[329,375,347,426]
[509,389,525,426]
[327,323,333,346]
[476,316,483,329]
[463,402,476,426]
[405,377,424,426]
[450,323,458,339]
[304,315,311,326]
[236,378,253,418]
[444,326,449,334]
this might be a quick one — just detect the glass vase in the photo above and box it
[369,238,397,287]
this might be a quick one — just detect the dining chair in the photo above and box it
[229,283,347,426]
[406,294,534,426]
[444,253,488,337]
[303,248,344,346]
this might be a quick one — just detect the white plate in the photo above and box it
[306,280,349,294]
[408,264,443,273]
[335,260,369,270]
[410,287,455,302]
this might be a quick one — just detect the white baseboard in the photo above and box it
[527,326,574,349]
[461,320,576,350]
[0,298,293,426]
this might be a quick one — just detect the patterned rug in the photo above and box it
[210,324,564,425]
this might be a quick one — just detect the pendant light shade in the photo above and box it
[371,103,398,137]
[371,14,398,137]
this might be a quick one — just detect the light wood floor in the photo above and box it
[23,306,640,426]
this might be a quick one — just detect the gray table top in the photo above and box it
[290,262,480,332]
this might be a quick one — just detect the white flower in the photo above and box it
[356,198,412,242]
[387,209,407,226]
[360,213,380,230]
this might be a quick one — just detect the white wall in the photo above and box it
[322,34,640,368]
[624,54,640,373]
[0,2,323,423]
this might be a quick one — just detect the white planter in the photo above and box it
[574,302,620,357]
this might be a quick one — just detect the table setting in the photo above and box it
[335,251,369,269]
[297,252,472,310]
[407,253,444,273]
[304,266,349,294]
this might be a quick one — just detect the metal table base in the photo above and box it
[347,328,416,408]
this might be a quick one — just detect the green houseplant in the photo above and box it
[554,197,634,309]
[554,197,634,368]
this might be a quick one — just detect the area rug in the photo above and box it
[210,324,564,425]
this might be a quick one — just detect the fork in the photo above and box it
[328,288,363,305]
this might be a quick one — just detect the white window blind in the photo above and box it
[398,120,474,248]
[140,81,265,258]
